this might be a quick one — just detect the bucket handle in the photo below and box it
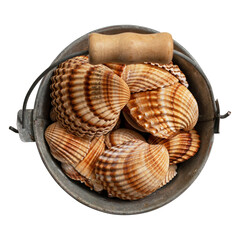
[9,35,230,140]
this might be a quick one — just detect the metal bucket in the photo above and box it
[11,25,230,214]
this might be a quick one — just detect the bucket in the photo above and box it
[10,25,230,214]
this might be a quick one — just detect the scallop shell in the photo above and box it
[51,56,130,138]
[121,64,179,93]
[45,122,91,166]
[146,62,188,88]
[158,164,177,188]
[95,140,169,200]
[148,130,200,164]
[105,128,146,148]
[127,83,199,138]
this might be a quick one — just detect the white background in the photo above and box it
[1,0,239,239]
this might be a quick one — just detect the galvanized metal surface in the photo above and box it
[18,25,219,214]
[17,109,35,142]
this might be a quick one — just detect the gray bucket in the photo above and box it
[11,25,230,214]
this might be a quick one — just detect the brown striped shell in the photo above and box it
[122,107,147,133]
[45,122,91,166]
[95,140,169,200]
[50,108,57,122]
[105,128,146,148]
[158,164,177,188]
[126,83,199,138]
[146,62,188,88]
[113,116,121,130]
[75,135,105,192]
[104,61,188,89]
[61,163,97,190]
[148,130,200,164]
[50,56,130,138]
[121,63,179,93]
[45,122,104,191]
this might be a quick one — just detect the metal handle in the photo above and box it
[9,44,231,140]
[9,50,89,142]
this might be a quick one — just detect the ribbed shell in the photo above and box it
[113,116,121,130]
[61,163,95,189]
[75,135,105,183]
[122,107,147,133]
[61,163,85,180]
[50,108,57,122]
[51,56,130,138]
[127,83,199,138]
[45,122,91,166]
[158,164,177,188]
[148,130,200,164]
[104,62,188,90]
[121,64,179,93]
[105,128,146,148]
[95,140,169,200]
[146,62,188,88]
[104,63,125,77]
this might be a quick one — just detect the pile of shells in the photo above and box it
[45,55,200,201]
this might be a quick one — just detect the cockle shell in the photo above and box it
[104,63,125,77]
[75,135,105,192]
[126,83,199,138]
[105,128,146,148]
[104,61,188,90]
[95,140,169,200]
[61,163,95,190]
[148,130,200,164]
[121,64,179,93]
[146,62,188,88]
[113,116,121,130]
[45,122,91,166]
[158,164,177,188]
[50,56,130,138]
[122,107,147,133]
[50,108,57,122]
[45,122,104,191]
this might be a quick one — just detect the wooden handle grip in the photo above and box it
[88,32,173,65]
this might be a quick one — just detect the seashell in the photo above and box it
[50,56,130,138]
[158,164,177,188]
[127,83,199,138]
[148,130,200,164]
[61,162,85,180]
[105,128,146,148]
[50,108,57,122]
[58,55,89,69]
[113,116,121,130]
[145,61,188,88]
[104,63,126,77]
[45,122,91,166]
[45,122,104,191]
[104,61,188,91]
[121,64,179,93]
[122,107,147,133]
[75,135,105,192]
[95,140,169,200]
[61,163,95,189]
